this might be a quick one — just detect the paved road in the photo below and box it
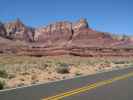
[0,67,133,100]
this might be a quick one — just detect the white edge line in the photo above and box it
[0,66,132,92]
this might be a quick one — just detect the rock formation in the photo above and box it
[3,19,34,41]
[34,21,73,46]
[0,18,115,47]
[72,18,89,32]
[0,18,133,57]
[34,18,116,47]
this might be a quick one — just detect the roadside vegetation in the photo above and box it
[55,62,70,74]
[0,70,8,78]
[0,79,5,90]
[0,69,8,90]
[0,54,133,90]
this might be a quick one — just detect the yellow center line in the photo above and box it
[43,72,133,100]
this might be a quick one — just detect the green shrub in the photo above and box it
[0,70,8,78]
[56,62,70,74]
[57,62,70,68]
[56,67,69,74]
[75,72,82,76]
[0,80,5,90]
[113,61,127,64]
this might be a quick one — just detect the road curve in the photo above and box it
[0,67,133,100]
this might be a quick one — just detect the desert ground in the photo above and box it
[0,54,132,90]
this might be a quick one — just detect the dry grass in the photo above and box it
[0,54,133,89]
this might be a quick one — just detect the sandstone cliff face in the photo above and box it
[4,19,34,41]
[34,21,73,46]
[72,18,89,32]
[70,29,115,47]
[34,18,97,47]
[0,18,133,57]
[0,18,114,47]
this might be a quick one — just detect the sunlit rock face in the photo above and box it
[4,19,34,41]
[0,18,133,57]
[34,21,73,46]
[0,18,90,45]
[1,18,114,47]
[34,18,90,46]
[0,18,133,49]
[72,18,89,32]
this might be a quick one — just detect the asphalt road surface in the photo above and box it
[0,67,133,100]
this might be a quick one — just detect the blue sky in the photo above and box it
[0,0,132,35]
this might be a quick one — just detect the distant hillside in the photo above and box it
[0,18,133,56]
